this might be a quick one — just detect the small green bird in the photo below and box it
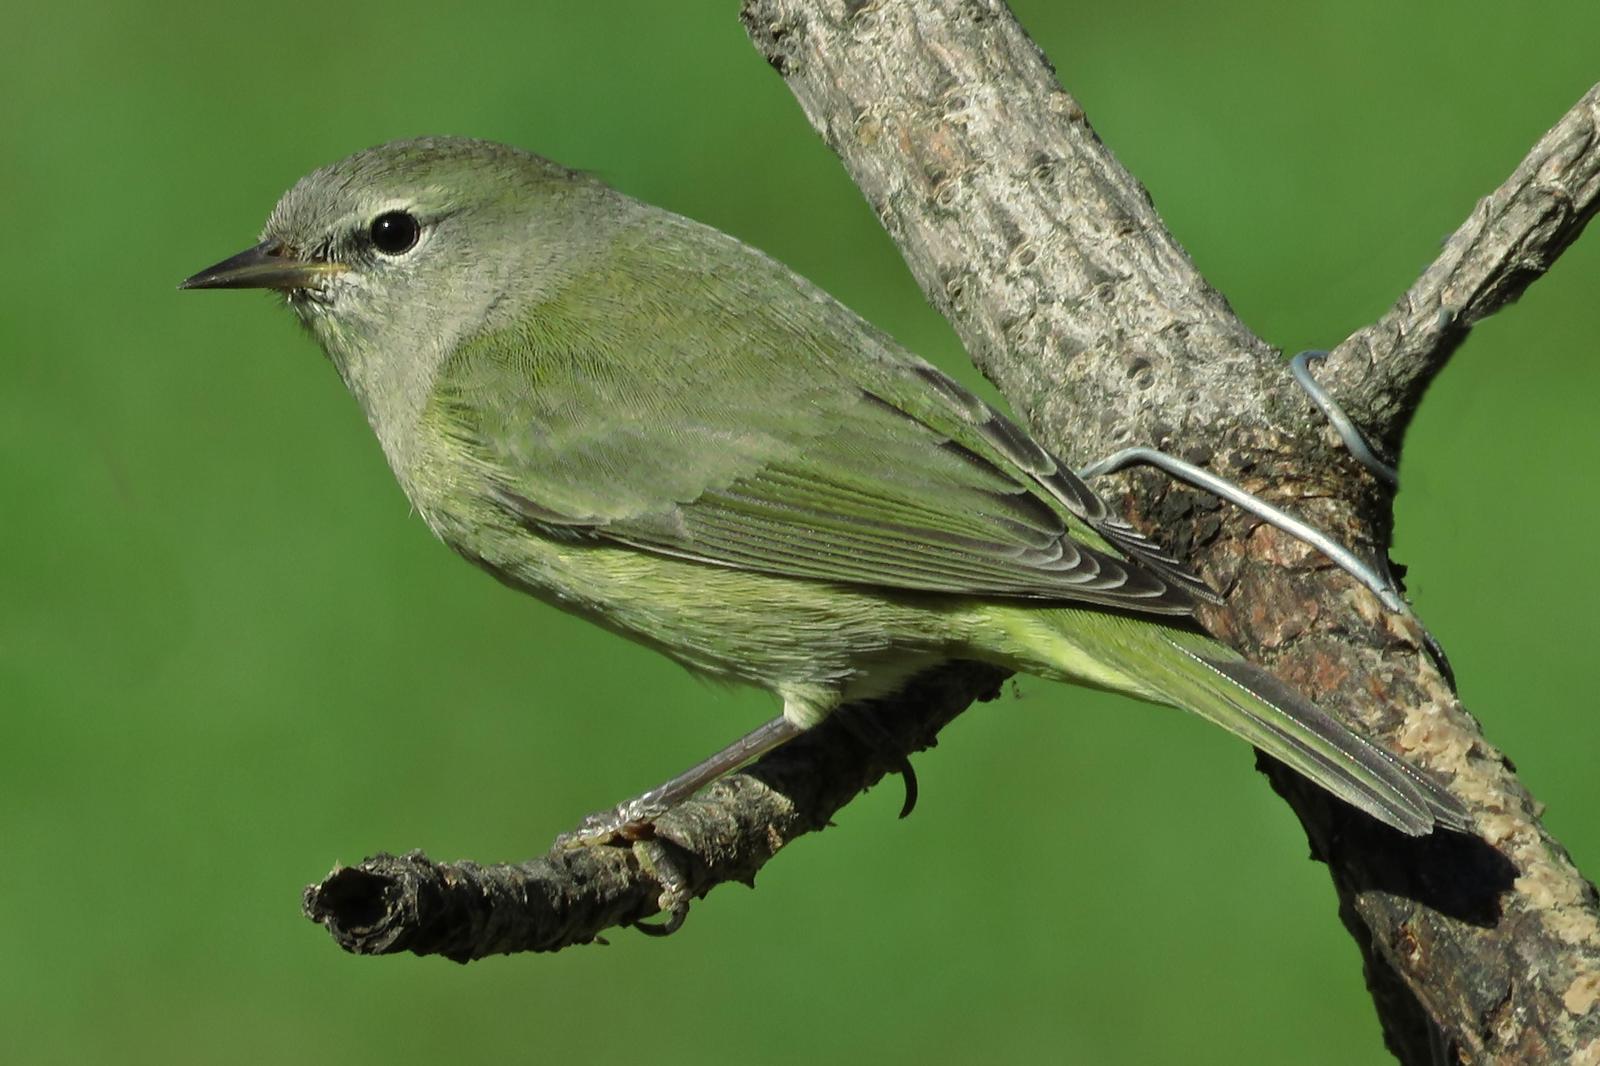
[183,137,1468,837]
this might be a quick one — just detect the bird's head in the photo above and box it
[182,136,606,380]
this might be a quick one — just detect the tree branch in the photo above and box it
[1319,83,1600,455]
[305,663,1005,957]
[731,4,1600,1060]
[305,4,1600,1060]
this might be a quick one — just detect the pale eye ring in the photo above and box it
[369,210,421,255]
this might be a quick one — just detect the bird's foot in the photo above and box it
[554,798,670,850]
[630,838,692,936]
[553,808,694,935]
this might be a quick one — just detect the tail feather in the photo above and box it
[1155,633,1472,836]
[998,607,1472,835]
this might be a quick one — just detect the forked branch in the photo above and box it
[306,6,1600,1061]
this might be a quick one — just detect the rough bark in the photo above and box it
[306,663,1005,955]
[1319,83,1600,456]
[305,4,1600,1061]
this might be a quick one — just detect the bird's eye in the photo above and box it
[369,210,421,255]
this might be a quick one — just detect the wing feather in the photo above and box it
[435,221,1217,616]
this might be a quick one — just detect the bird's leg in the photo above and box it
[1078,350,1454,686]
[555,714,804,849]
[558,719,802,938]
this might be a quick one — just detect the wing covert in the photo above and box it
[431,226,1215,616]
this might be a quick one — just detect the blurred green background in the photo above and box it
[3,2,1596,1063]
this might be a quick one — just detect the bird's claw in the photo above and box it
[554,799,670,850]
[630,838,692,936]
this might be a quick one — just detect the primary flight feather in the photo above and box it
[182,137,1469,837]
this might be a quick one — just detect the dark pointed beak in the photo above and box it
[179,240,347,291]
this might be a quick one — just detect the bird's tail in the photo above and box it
[999,609,1472,836]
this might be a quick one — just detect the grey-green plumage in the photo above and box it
[183,136,1469,836]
